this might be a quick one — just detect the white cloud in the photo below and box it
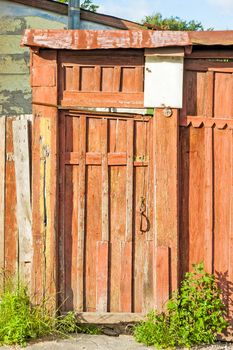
[207,0,233,12]
[99,0,158,22]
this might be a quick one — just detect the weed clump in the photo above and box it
[134,263,228,348]
[0,278,100,347]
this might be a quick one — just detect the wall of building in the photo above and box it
[0,0,117,115]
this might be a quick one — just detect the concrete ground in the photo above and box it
[0,335,233,350]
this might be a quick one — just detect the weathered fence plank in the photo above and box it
[13,120,32,286]
[77,115,86,311]
[0,116,6,287]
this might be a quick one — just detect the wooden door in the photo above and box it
[59,111,155,313]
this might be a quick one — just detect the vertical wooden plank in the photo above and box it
[101,119,109,242]
[96,118,109,312]
[96,241,109,312]
[154,108,179,293]
[5,118,18,276]
[77,115,86,311]
[73,66,80,91]
[229,128,233,321]
[135,67,144,92]
[113,66,121,92]
[156,246,169,311]
[125,119,134,243]
[204,71,214,273]
[0,116,6,287]
[94,66,101,92]
[58,112,66,309]
[120,119,133,312]
[13,120,32,286]
[143,119,155,312]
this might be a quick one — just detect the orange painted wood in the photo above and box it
[61,92,144,108]
[204,128,213,273]
[77,115,86,311]
[119,120,134,312]
[156,246,170,311]
[58,112,66,309]
[214,72,233,119]
[21,29,190,50]
[125,120,134,242]
[0,117,6,286]
[5,118,18,275]
[101,119,109,242]
[188,127,206,269]
[120,241,132,312]
[96,241,109,312]
[154,109,179,292]
[143,240,154,312]
[95,119,109,312]
[31,114,43,302]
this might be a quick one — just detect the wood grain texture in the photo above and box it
[156,246,169,311]
[0,117,6,287]
[77,116,86,311]
[154,108,179,292]
[13,120,32,286]
[5,118,18,276]
[96,241,109,312]
[21,29,190,50]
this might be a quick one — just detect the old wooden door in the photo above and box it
[59,110,155,313]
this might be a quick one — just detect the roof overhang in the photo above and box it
[21,29,233,51]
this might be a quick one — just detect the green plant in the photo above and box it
[142,12,213,31]
[134,263,228,348]
[0,278,101,347]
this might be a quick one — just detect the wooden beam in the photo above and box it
[13,120,32,286]
[21,29,190,50]
[204,71,214,274]
[120,119,134,312]
[96,119,109,312]
[0,117,6,287]
[156,246,170,311]
[77,115,86,311]
[154,108,179,293]
[65,312,146,324]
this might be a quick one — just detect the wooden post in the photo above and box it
[96,118,109,312]
[0,116,6,288]
[77,115,86,311]
[13,120,32,287]
[120,119,134,312]
[31,49,59,309]
[154,108,179,308]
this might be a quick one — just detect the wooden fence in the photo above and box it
[1,36,233,324]
[0,115,32,287]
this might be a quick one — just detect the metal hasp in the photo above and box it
[68,0,80,29]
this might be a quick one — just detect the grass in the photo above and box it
[0,277,101,347]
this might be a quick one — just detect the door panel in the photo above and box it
[59,111,155,313]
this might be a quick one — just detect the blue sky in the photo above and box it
[97,0,233,30]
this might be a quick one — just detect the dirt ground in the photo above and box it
[0,335,233,350]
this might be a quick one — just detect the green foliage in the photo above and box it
[0,279,100,347]
[142,12,213,31]
[56,0,99,12]
[134,263,228,348]
[80,0,99,12]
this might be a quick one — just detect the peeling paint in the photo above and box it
[0,89,31,115]
[0,17,27,35]
[0,53,30,74]
[0,0,119,115]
